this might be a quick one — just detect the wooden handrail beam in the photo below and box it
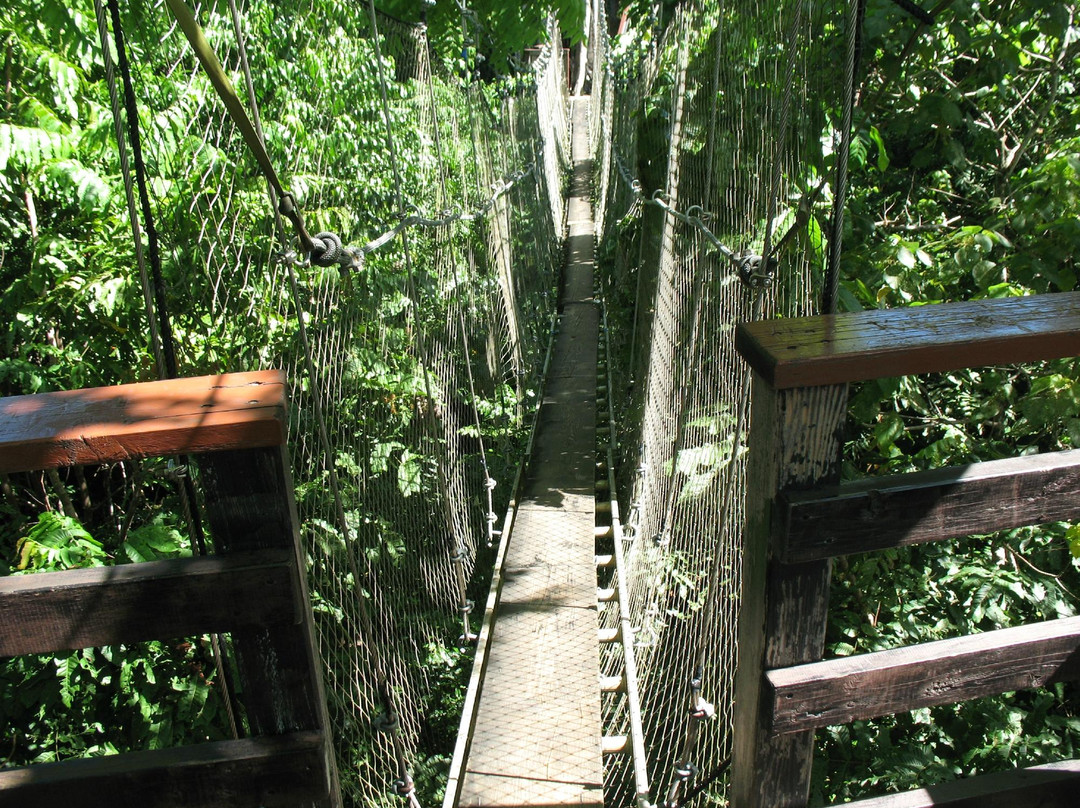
[0,370,286,473]
[835,759,1080,807]
[780,448,1080,563]
[0,732,330,807]
[0,550,299,656]
[766,616,1080,734]
[736,292,1080,390]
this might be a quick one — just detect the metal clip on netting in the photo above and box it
[458,599,477,644]
[687,672,715,721]
[485,476,500,548]
[616,153,775,289]
[733,250,777,289]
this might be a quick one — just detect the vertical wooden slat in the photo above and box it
[730,378,848,808]
[196,445,339,807]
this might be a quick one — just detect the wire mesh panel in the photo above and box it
[592,1,849,805]
[0,1,567,805]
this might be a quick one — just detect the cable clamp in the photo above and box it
[735,250,777,288]
[458,599,475,615]
[485,477,498,491]
[165,460,188,480]
[451,550,467,564]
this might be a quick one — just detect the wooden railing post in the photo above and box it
[730,377,848,807]
[730,291,1080,808]
[0,371,340,807]
[197,446,329,741]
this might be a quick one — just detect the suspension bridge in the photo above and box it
[2,1,1080,807]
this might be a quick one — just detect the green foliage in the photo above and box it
[816,524,1080,804]
[3,2,554,801]
[826,2,1080,780]
[16,512,105,570]
[377,0,585,73]
[1,505,228,768]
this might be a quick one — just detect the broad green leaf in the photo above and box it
[1066,525,1080,558]
[397,449,422,498]
[896,246,916,269]
[868,125,890,172]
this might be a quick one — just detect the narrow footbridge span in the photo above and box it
[447,97,604,808]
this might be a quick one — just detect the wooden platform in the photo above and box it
[456,97,603,808]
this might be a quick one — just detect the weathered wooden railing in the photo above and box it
[730,292,1080,808]
[0,371,339,807]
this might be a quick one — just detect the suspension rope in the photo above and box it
[105,0,179,379]
[227,0,288,246]
[90,0,166,381]
[163,0,347,265]
[96,0,239,741]
[824,0,866,314]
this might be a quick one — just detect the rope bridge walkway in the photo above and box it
[448,96,603,808]
[9,1,1080,808]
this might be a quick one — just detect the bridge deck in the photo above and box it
[457,97,602,808]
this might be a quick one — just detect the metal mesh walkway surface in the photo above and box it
[454,97,602,808]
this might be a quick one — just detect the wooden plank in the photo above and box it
[0,731,330,807]
[0,550,298,656]
[736,292,1080,390]
[780,449,1080,563]
[0,370,286,473]
[836,759,1080,808]
[457,494,602,805]
[730,380,849,808]
[766,616,1080,734]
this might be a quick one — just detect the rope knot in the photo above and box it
[309,231,343,267]
[394,776,416,799]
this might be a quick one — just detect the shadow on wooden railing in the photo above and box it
[0,370,339,807]
[730,292,1080,808]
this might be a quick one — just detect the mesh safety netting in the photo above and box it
[12,2,569,805]
[590,1,850,805]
